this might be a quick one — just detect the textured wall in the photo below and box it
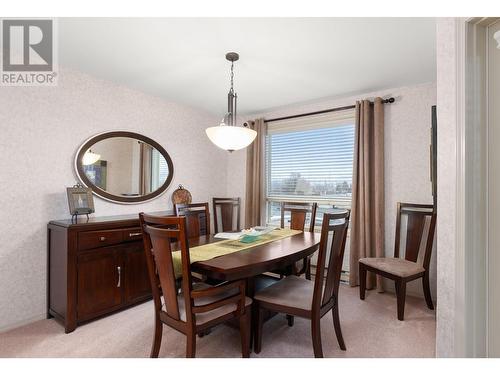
[227,82,437,299]
[435,18,459,358]
[0,68,226,332]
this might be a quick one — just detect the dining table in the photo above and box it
[185,230,321,297]
[171,229,322,347]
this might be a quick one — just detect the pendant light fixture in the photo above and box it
[495,30,500,49]
[206,52,257,152]
[82,149,101,165]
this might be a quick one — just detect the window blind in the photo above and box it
[265,111,355,204]
[151,149,169,190]
[267,109,355,135]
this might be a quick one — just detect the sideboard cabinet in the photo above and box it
[47,212,171,333]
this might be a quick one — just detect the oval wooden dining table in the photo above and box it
[185,231,322,345]
[187,232,321,296]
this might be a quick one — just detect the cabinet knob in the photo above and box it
[128,232,141,237]
[99,236,106,242]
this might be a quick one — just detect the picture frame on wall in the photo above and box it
[67,184,95,219]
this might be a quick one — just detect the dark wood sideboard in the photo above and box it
[47,211,172,333]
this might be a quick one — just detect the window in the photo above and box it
[265,109,355,276]
[151,148,169,191]
[265,110,355,220]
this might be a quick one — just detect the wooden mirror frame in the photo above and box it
[75,131,174,204]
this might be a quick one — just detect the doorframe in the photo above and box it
[461,17,499,357]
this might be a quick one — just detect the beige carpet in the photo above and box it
[0,285,435,358]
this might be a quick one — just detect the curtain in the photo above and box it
[245,118,267,228]
[139,142,153,195]
[349,98,385,291]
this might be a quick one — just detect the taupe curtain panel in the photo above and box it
[349,98,385,291]
[245,118,267,228]
[139,142,153,195]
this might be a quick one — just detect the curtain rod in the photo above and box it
[264,97,395,123]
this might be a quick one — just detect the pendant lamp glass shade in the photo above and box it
[206,124,257,152]
[206,52,257,152]
[82,149,101,165]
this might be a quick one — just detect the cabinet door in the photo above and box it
[123,241,152,304]
[77,247,122,320]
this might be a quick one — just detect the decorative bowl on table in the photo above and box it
[239,226,276,243]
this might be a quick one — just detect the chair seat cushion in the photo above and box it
[359,257,425,278]
[254,275,314,312]
[175,282,252,326]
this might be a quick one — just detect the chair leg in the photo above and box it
[359,264,367,300]
[395,280,407,321]
[286,314,294,327]
[253,306,264,354]
[239,310,251,358]
[150,314,163,358]
[197,328,212,337]
[422,274,434,310]
[332,307,346,351]
[311,316,323,358]
[186,331,196,358]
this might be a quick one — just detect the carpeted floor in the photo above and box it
[0,285,436,358]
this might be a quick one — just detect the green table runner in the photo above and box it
[172,228,302,278]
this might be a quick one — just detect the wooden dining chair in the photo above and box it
[253,210,350,357]
[359,202,437,321]
[174,202,210,238]
[212,197,241,233]
[139,213,251,358]
[279,201,318,279]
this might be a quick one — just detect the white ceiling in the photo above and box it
[59,18,436,115]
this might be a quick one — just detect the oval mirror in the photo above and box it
[75,131,174,204]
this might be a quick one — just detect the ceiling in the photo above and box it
[59,18,436,116]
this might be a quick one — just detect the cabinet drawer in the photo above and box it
[123,227,143,242]
[78,229,123,250]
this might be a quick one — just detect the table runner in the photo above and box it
[172,228,302,278]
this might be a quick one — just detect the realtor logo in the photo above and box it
[1,19,58,86]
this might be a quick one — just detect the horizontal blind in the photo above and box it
[158,156,169,183]
[267,109,355,135]
[265,112,355,275]
[151,149,169,190]
[266,116,355,202]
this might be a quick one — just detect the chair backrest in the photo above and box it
[174,202,210,238]
[139,213,194,323]
[280,201,318,232]
[213,197,241,233]
[312,210,350,312]
[394,202,436,270]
